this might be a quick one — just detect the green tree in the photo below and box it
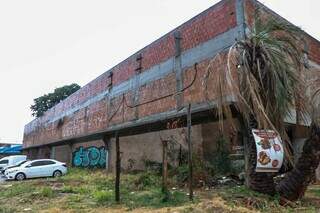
[30,83,80,117]
[205,9,320,202]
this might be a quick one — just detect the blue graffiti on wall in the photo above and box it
[73,146,107,168]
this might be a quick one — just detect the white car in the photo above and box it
[5,159,67,181]
[1,160,28,175]
[0,155,27,172]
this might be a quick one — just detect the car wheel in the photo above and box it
[15,173,26,181]
[53,170,62,178]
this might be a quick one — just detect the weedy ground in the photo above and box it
[0,168,319,212]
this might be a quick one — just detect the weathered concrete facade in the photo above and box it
[23,0,320,172]
[24,121,240,171]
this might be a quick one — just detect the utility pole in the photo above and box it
[162,139,169,201]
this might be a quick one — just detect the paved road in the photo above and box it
[0,174,7,183]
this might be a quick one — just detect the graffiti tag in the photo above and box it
[73,146,107,168]
[166,118,183,129]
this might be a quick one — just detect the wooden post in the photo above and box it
[178,144,182,166]
[162,140,169,201]
[187,104,193,201]
[115,131,120,203]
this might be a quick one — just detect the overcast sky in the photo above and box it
[0,0,319,144]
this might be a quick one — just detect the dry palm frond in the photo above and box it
[310,88,320,126]
[203,12,306,162]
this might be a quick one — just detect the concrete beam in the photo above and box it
[23,95,237,150]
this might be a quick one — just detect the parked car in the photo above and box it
[5,159,67,181]
[1,160,28,174]
[0,155,27,172]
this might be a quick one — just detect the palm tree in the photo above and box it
[204,9,320,201]
[276,92,320,201]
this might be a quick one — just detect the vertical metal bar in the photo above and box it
[162,140,168,195]
[179,144,182,166]
[187,104,193,201]
[115,131,120,203]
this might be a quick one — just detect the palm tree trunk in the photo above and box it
[243,117,276,195]
[276,124,320,201]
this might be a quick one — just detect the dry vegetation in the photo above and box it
[0,168,319,213]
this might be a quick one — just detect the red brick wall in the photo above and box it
[23,0,239,148]
[244,0,320,64]
[23,0,320,149]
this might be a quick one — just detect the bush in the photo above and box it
[173,137,233,186]
[174,153,210,186]
[208,136,232,175]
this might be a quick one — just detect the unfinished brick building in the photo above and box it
[23,0,320,172]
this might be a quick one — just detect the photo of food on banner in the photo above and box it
[252,129,284,172]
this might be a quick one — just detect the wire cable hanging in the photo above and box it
[108,63,198,122]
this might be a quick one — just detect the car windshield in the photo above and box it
[6,160,29,169]
[16,160,28,166]
[0,159,9,164]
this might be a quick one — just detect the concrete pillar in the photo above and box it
[50,146,56,159]
[37,147,41,159]
[115,131,120,202]
[45,146,51,159]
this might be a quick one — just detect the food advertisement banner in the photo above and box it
[252,129,284,172]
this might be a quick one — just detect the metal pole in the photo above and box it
[115,131,120,203]
[162,140,169,201]
[187,104,193,201]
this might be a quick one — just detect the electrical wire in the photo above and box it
[124,63,198,108]
[107,95,125,122]
[108,63,198,121]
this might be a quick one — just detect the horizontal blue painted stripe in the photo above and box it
[25,26,241,134]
